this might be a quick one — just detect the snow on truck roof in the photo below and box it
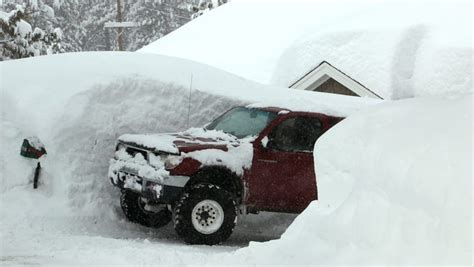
[139,0,473,100]
[243,88,380,117]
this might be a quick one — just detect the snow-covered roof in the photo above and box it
[139,0,473,99]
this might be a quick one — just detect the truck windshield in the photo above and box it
[206,107,277,139]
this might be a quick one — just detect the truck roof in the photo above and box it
[245,90,382,118]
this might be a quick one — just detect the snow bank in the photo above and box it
[272,2,473,99]
[2,52,376,139]
[0,52,256,138]
[232,94,472,265]
[140,0,472,99]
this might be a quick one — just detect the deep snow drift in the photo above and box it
[231,94,472,265]
[140,0,473,99]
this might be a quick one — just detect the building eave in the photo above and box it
[290,61,384,100]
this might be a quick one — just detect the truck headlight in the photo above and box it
[116,142,126,152]
[164,155,182,170]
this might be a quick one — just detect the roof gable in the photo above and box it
[290,61,383,99]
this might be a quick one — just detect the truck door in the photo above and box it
[247,115,323,213]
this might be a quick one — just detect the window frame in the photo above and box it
[266,115,323,154]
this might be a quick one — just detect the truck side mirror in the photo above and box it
[261,136,276,150]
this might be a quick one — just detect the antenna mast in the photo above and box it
[186,74,193,129]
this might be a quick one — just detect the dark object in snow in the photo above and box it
[20,137,47,189]
[174,184,236,245]
[20,137,47,159]
[33,162,41,189]
[109,106,344,245]
[120,190,172,228]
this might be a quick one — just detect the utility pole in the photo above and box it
[105,1,138,51]
[104,27,111,51]
[116,0,124,51]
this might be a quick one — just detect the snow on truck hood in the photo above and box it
[117,128,253,176]
[118,128,239,154]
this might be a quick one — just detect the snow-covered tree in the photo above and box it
[124,0,191,51]
[190,0,227,19]
[78,0,116,51]
[52,0,86,52]
[1,0,195,57]
[0,4,65,60]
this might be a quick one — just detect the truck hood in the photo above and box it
[118,128,240,154]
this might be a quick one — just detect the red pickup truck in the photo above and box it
[109,106,342,245]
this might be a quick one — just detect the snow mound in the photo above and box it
[2,52,377,137]
[140,0,472,99]
[233,94,472,265]
[0,51,258,137]
[271,10,473,99]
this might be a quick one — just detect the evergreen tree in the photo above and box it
[1,0,197,59]
[124,0,191,51]
[80,0,116,51]
[0,4,65,60]
[190,0,227,20]
[52,0,86,52]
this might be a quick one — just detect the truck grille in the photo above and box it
[126,147,148,161]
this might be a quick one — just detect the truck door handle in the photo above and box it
[257,159,278,163]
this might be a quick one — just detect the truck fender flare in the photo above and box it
[184,166,244,203]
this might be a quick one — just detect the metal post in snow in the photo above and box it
[186,74,194,129]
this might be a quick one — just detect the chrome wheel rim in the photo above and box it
[191,200,224,234]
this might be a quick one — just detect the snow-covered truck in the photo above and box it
[108,105,342,245]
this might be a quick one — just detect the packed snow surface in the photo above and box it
[140,0,473,99]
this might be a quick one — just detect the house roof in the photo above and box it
[289,61,384,99]
[139,0,473,99]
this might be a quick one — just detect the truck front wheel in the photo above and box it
[173,184,237,245]
[120,190,171,228]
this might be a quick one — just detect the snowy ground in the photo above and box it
[1,185,296,265]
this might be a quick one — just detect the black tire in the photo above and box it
[120,190,172,228]
[173,184,237,245]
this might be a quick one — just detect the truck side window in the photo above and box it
[268,116,323,152]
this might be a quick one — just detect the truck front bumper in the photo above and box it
[108,160,189,204]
